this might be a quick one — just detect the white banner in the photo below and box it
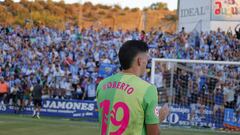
[179,0,211,32]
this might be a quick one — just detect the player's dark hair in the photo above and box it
[118,40,148,70]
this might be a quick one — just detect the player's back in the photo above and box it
[97,73,158,135]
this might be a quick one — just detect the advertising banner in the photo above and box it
[0,99,98,119]
[212,0,240,21]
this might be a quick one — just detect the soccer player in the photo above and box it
[32,80,43,119]
[97,40,169,135]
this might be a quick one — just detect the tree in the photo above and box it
[131,8,140,12]
[84,2,93,7]
[114,4,121,10]
[35,0,46,7]
[47,0,53,5]
[3,0,13,7]
[124,7,129,11]
[150,2,168,10]
[56,0,65,8]
[19,0,29,7]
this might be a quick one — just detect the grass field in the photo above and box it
[0,114,239,135]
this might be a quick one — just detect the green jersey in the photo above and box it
[97,73,159,135]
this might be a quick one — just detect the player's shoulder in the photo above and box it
[133,76,157,91]
[137,77,152,86]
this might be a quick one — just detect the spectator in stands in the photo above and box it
[64,79,73,99]
[236,89,240,118]
[8,76,16,105]
[154,68,163,90]
[213,85,225,120]
[0,77,9,106]
[179,70,189,106]
[180,27,185,34]
[189,83,200,124]
[83,78,96,100]
[234,24,240,40]
[140,30,146,41]
[32,80,43,119]
[76,84,84,100]
[155,67,167,103]
[10,85,19,113]
[223,82,235,109]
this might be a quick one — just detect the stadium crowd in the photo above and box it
[0,25,239,115]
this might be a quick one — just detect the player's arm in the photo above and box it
[159,104,169,122]
[146,124,160,135]
[144,85,168,135]
[146,104,169,135]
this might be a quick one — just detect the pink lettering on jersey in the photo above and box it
[100,100,130,135]
[110,102,130,135]
[127,88,134,94]
[112,82,117,88]
[116,82,121,89]
[124,84,130,91]
[102,84,107,90]
[107,82,112,88]
[120,83,126,90]
[101,82,134,95]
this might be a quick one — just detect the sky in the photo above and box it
[4,0,178,10]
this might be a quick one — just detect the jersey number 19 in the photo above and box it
[100,100,130,135]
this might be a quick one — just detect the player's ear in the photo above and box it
[136,56,142,67]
